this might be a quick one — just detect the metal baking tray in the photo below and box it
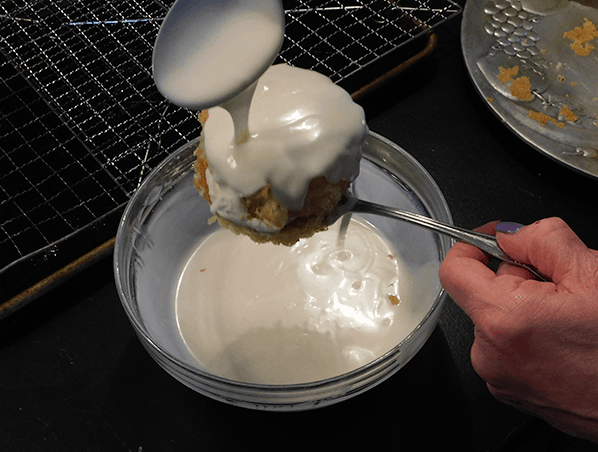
[0,0,461,317]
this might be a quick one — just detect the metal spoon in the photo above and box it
[152,0,285,110]
[329,191,550,282]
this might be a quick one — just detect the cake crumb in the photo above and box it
[497,66,533,101]
[529,110,565,128]
[571,81,578,87]
[498,66,519,83]
[559,105,578,122]
[388,295,400,305]
[510,76,533,101]
[557,74,566,82]
[563,18,598,56]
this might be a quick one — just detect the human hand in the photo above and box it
[439,217,598,442]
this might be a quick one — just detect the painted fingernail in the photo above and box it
[495,221,524,234]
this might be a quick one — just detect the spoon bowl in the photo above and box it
[153,0,285,110]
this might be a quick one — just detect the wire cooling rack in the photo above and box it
[0,0,461,313]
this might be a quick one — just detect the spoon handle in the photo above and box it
[353,199,550,282]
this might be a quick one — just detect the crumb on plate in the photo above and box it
[497,66,532,101]
[510,76,533,101]
[529,110,565,128]
[559,105,578,122]
[563,18,598,56]
[498,66,519,83]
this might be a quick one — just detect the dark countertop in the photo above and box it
[2,3,598,451]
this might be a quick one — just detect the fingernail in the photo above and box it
[495,221,524,234]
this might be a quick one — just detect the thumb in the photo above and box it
[495,217,594,284]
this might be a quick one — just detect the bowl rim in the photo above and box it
[113,130,454,391]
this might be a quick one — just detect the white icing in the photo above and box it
[153,1,285,110]
[175,217,409,385]
[203,64,367,231]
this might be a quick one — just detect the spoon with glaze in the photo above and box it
[329,190,550,282]
[152,0,285,112]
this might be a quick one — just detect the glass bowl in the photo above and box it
[113,131,453,411]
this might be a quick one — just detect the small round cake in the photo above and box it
[194,64,367,245]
